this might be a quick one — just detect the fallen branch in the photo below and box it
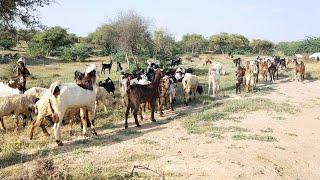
[130,165,164,179]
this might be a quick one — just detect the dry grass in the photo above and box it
[0,49,318,178]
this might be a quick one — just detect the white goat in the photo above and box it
[138,74,151,85]
[0,94,35,131]
[295,54,303,59]
[0,82,22,97]
[96,87,116,112]
[309,52,320,60]
[43,64,98,145]
[182,73,201,106]
[208,62,222,96]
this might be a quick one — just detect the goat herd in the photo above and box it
[0,55,306,146]
[233,56,306,93]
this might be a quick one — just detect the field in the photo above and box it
[1,52,320,179]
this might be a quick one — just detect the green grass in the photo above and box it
[274,146,286,150]
[232,134,278,142]
[120,129,141,136]
[260,128,273,133]
[0,51,308,178]
[182,97,298,139]
[140,139,159,146]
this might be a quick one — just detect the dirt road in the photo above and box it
[3,78,320,179]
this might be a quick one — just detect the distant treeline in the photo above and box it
[1,11,319,64]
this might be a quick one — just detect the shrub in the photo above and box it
[57,44,92,61]
[111,50,127,62]
[27,42,50,57]
[0,39,16,50]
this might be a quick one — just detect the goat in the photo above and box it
[182,73,203,106]
[260,61,268,81]
[101,60,112,74]
[0,82,22,97]
[0,94,35,131]
[116,62,123,72]
[244,61,254,93]
[250,60,259,87]
[124,69,165,129]
[233,58,241,67]
[235,66,245,94]
[98,77,115,98]
[293,59,305,81]
[267,60,277,82]
[170,58,182,67]
[158,75,176,116]
[205,59,212,65]
[208,62,222,96]
[42,64,98,146]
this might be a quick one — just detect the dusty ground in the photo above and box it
[2,76,320,179]
[1,53,320,179]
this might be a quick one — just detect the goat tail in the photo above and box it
[49,81,61,97]
[197,85,203,95]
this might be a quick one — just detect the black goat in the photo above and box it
[117,62,123,72]
[125,69,165,128]
[98,77,115,98]
[233,58,241,67]
[101,60,112,74]
[268,61,277,82]
[170,58,182,67]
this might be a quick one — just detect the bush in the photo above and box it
[0,39,16,50]
[27,42,50,57]
[111,51,127,62]
[57,44,92,61]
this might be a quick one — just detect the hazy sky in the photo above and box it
[39,0,320,42]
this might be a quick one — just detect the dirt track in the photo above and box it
[3,78,320,179]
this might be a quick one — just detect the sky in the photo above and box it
[39,0,320,42]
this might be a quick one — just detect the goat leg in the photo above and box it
[14,118,19,132]
[183,92,188,106]
[150,102,157,122]
[133,109,141,127]
[125,105,130,129]
[0,117,6,130]
[69,118,75,136]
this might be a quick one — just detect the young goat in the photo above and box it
[98,77,115,98]
[125,69,165,129]
[101,60,112,74]
[182,73,203,106]
[117,62,123,72]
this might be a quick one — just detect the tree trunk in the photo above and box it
[125,52,130,71]
[221,49,225,56]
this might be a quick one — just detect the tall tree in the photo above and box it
[250,39,274,55]
[87,24,117,55]
[112,10,152,68]
[0,0,53,29]
[180,34,207,54]
[209,32,250,55]
[30,26,77,55]
[153,29,176,60]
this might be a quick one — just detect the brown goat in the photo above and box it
[124,69,164,128]
[293,59,305,81]
[259,61,268,81]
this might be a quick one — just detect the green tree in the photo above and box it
[0,0,53,29]
[87,24,117,56]
[180,33,207,54]
[209,32,250,55]
[250,39,274,55]
[29,26,77,55]
[111,10,153,68]
[0,25,16,49]
[16,28,38,43]
[153,29,177,60]
[209,32,230,55]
